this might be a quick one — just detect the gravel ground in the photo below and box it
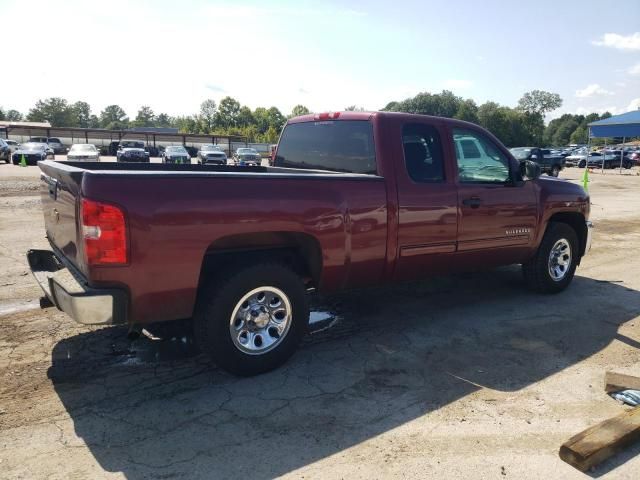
[1,162,640,479]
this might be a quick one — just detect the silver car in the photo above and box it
[67,144,100,162]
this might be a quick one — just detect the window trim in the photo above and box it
[401,122,446,184]
[452,128,513,185]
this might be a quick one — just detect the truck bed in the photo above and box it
[37,160,389,324]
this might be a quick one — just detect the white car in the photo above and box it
[67,144,100,162]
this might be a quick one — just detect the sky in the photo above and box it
[1,0,639,121]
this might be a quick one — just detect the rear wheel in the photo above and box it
[550,165,560,177]
[522,222,579,293]
[194,262,309,376]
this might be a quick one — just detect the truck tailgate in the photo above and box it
[38,161,85,271]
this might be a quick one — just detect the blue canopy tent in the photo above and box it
[587,110,640,172]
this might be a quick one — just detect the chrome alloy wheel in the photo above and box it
[229,286,292,355]
[548,238,572,281]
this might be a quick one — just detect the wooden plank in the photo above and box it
[605,371,640,393]
[559,407,640,472]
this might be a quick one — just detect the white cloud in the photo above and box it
[575,84,614,98]
[443,79,473,90]
[628,63,640,76]
[628,98,640,111]
[575,106,621,115]
[592,32,640,51]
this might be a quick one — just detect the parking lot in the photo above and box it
[1,162,640,479]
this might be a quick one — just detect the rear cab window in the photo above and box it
[275,120,377,174]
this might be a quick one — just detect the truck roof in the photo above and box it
[287,110,483,131]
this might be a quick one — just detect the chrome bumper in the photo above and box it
[27,249,127,325]
[584,221,594,255]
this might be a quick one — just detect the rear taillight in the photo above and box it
[81,198,128,266]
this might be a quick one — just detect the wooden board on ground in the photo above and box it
[560,407,640,472]
[605,371,640,393]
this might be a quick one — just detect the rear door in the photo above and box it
[393,118,458,281]
[450,127,538,265]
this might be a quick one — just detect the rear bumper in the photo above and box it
[27,249,128,325]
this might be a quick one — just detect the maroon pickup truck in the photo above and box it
[28,111,592,375]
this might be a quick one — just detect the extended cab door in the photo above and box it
[393,119,458,281]
[450,127,538,265]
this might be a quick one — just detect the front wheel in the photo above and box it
[522,222,579,294]
[194,262,309,376]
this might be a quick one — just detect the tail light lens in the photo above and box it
[81,198,128,266]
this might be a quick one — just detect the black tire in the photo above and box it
[579,160,586,168]
[522,222,579,294]
[194,262,309,376]
[549,165,560,177]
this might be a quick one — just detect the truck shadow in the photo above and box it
[48,268,640,479]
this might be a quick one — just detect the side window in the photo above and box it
[402,123,444,183]
[453,128,510,184]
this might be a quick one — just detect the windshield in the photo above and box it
[202,145,222,151]
[21,143,46,151]
[121,141,144,148]
[238,148,258,154]
[510,148,532,160]
[166,146,187,153]
[70,144,96,152]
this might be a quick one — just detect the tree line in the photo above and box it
[0,91,619,146]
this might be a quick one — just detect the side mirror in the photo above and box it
[520,160,541,180]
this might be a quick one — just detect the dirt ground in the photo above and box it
[1,162,640,479]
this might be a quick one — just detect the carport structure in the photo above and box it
[587,110,640,172]
[0,123,247,155]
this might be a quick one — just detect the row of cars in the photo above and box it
[0,137,264,166]
[115,140,263,166]
[564,148,638,169]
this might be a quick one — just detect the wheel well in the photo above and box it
[548,212,587,256]
[198,232,322,288]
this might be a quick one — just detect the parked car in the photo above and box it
[11,142,55,165]
[602,150,634,169]
[67,144,100,162]
[5,140,20,154]
[233,147,261,166]
[29,111,592,376]
[117,140,150,162]
[197,144,227,165]
[510,147,565,177]
[0,139,10,162]
[564,151,616,168]
[29,137,67,154]
[162,145,190,164]
[108,141,120,156]
[185,146,199,158]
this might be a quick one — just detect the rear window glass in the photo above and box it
[275,120,376,174]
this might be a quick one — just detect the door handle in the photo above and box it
[462,197,482,208]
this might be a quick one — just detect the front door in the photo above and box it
[451,127,538,266]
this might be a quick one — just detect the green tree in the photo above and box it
[133,106,155,127]
[237,106,254,127]
[290,105,310,117]
[266,107,286,130]
[155,113,173,128]
[70,101,94,128]
[0,107,4,120]
[5,109,22,121]
[344,105,365,111]
[517,90,562,116]
[569,125,587,144]
[199,99,217,132]
[99,105,129,129]
[252,107,270,133]
[216,96,241,129]
[552,119,579,146]
[27,97,74,126]
[454,99,479,124]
